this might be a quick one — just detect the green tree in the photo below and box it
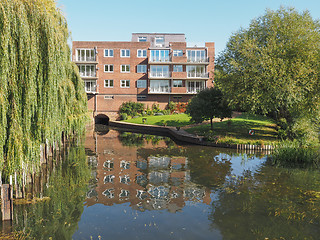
[215,7,320,124]
[186,88,232,129]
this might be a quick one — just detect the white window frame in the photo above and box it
[173,80,183,87]
[137,65,147,73]
[137,49,147,58]
[104,49,114,57]
[79,65,96,77]
[120,49,130,57]
[173,65,183,72]
[120,80,130,88]
[155,37,164,47]
[76,49,96,62]
[173,50,183,57]
[104,79,114,88]
[121,65,130,73]
[104,64,114,72]
[138,36,147,42]
[84,80,97,93]
[137,80,147,88]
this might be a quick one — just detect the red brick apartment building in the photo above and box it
[72,33,215,121]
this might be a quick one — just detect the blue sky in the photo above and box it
[56,0,320,56]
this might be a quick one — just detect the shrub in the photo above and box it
[290,118,319,147]
[120,113,128,120]
[119,101,144,117]
[152,103,161,113]
[162,109,171,115]
[166,101,177,113]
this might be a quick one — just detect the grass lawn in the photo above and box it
[123,114,191,127]
[185,113,278,145]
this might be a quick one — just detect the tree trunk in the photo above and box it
[210,118,213,130]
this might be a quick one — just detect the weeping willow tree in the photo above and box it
[0,0,88,176]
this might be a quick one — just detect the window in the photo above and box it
[104,160,114,169]
[104,175,115,184]
[187,65,207,78]
[173,80,183,87]
[150,50,170,62]
[137,65,147,73]
[76,49,95,61]
[150,65,169,78]
[102,188,114,198]
[120,160,130,169]
[119,189,130,198]
[120,49,130,57]
[104,79,114,88]
[104,95,114,99]
[149,80,170,93]
[79,65,96,77]
[104,64,113,72]
[137,95,147,100]
[187,80,206,93]
[173,65,183,72]
[187,50,207,62]
[121,65,130,73]
[120,175,131,185]
[155,36,164,46]
[84,80,97,93]
[173,50,183,56]
[137,80,147,88]
[121,80,130,88]
[137,49,147,57]
[104,49,114,57]
[138,36,147,42]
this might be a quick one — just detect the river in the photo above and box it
[9,126,320,239]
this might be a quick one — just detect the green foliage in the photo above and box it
[120,113,128,120]
[216,7,320,121]
[151,103,161,113]
[123,113,192,127]
[186,113,278,145]
[290,118,319,147]
[271,140,320,168]
[166,101,177,113]
[186,87,232,129]
[119,101,144,117]
[0,0,87,175]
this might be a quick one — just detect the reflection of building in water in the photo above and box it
[85,129,211,212]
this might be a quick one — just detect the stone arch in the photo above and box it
[95,114,110,125]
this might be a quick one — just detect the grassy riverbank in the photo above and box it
[123,114,191,127]
[123,113,278,145]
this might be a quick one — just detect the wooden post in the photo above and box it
[1,184,13,221]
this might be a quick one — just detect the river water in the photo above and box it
[10,127,320,239]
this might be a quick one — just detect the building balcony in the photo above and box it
[148,57,171,63]
[187,58,209,63]
[187,72,209,78]
[149,72,171,78]
[149,86,171,94]
[171,72,187,79]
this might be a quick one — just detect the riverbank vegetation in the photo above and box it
[215,7,320,167]
[0,0,87,177]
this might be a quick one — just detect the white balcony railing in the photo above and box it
[149,57,171,63]
[150,72,171,78]
[149,86,171,93]
[77,56,96,62]
[187,72,209,78]
[187,86,205,93]
[187,57,209,63]
[80,71,96,78]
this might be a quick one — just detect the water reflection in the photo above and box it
[85,129,218,211]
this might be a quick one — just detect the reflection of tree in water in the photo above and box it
[210,165,320,240]
[118,132,174,147]
[14,145,91,240]
[137,146,233,189]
